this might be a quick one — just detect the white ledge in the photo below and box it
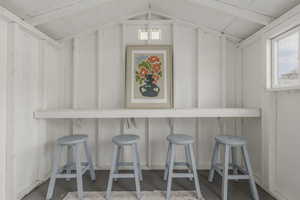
[34,108,261,119]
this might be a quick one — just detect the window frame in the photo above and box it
[138,28,162,41]
[270,26,300,90]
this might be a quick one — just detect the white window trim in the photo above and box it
[268,25,300,91]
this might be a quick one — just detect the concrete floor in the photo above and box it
[22,170,276,200]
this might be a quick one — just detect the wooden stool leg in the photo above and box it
[114,146,121,182]
[188,144,203,199]
[73,144,84,200]
[84,141,96,181]
[208,141,219,182]
[242,145,260,200]
[66,145,73,181]
[166,144,175,200]
[46,144,62,200]
[164,142,171,181]
[222,144,230,200]
[135,143,143,181]
[231,146,238,175]
[106,145,119,200]
[185,144,193,181]
[133,143,141,199]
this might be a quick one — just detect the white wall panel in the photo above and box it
[242,40,263,182]
[0,17,8,200]
[276,92,300,200]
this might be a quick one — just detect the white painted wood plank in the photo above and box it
[26,0,113,26]
[0,17,8,200]
[188,0,273,25]
[0,6,60,47]
[34,108,261,119]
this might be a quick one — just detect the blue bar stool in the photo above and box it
[164,134,203,200]
[208,135,259,200]
[46,135,96,200]
[106,134,142,200]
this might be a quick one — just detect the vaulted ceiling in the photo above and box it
[0,0,299,41]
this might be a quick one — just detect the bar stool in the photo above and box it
[164,134,203,200]
[46,135,96,200]
[208,135,259,200]
[106,134,142,200]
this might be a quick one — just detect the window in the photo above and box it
[138,29,149,40]
[271,27,300,89]
[150,28,161,40]
[138,28,161,41]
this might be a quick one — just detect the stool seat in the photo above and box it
[215,135,246,146]
[57,135,88,145]
[112,134,140,145]
[167,134,194,145]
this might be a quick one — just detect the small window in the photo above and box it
[138,29,149,40]
[271,28,300,89]
[150,28,161,40]
[138,28,161,41]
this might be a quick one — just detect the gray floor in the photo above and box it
[22,170,276,200]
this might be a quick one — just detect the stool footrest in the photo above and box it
[228,175,250,180]
[172,173,194,178]
[166,162,191,169]
[55,162,90,179]
[112,173,135,178]
[213,163,250,180]
[117,162,133,167]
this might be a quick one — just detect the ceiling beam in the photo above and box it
[187,0,273,25]
[26,0,113,26]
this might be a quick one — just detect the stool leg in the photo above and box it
[231,147,238,175]
[133,143,141,199]
[66,145,73,181]
[114,146,121,182]
[208,141,219,182]
[185,145,193,181]
[84,141,96,181]
[222,144,230,200]
[242,145,260,200]
[164,142,171,181]
[135,143,143,181]
[188,144,203,199]
[46,144,62,200]
[73,144,84,200]
[106,145,119,200]
[166,144,175,200]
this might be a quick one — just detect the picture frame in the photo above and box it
[126,45,173,109]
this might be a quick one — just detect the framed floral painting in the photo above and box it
[126,45,173,108]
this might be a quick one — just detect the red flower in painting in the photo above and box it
[139,67,149,78]
[152,63,161,73]
[148,56,160,63]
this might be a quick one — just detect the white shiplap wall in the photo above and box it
[0,15,62,199]
[58,22,241,170]
[241,9,300,199]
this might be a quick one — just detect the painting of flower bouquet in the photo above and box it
[135,56,162,97]
[126,45,173,109]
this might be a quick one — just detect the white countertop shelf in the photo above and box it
[34,108,261,119]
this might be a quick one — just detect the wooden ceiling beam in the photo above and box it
[187,0,273,25]
[25,0,113,26]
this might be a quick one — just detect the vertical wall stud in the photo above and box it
[196,28,204,168]
[72,37,79,135]
[220,34,227,136]
[96,29,104,167]
[6,22,19,200]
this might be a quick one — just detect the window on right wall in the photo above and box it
[271,27,300,89]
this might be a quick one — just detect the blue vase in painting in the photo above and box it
[139,74,160,97]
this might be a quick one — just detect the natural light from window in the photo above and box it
[272,29,300,88]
